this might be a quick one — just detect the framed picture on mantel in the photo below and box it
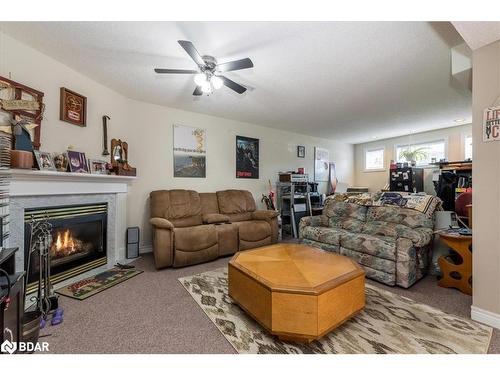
[60,87,87,127]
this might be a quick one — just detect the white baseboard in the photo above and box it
[471,305,500,329]
[139,244,153,254]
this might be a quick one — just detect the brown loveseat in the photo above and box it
[149,189,279,269]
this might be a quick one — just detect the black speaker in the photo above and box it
[126,226,140,259]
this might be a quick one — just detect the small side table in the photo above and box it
[438,232,472,295]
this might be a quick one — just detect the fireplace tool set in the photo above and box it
[25,215,64,329]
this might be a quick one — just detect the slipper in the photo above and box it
[51,308,64,326]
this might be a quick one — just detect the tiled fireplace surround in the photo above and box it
[7,169,135,288]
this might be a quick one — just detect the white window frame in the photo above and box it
[394,139,448,168]
[463,133,473,160]
[364,147,385,172]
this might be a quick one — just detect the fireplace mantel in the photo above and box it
[5,169,135,196]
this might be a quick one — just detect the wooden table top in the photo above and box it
[229,243,364,294]
[439,231,472,240]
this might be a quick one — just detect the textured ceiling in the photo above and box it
[453,21,500,50]
[0,21,471,144]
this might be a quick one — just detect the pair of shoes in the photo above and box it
[40,308,64,329]
[115,263,135,270]
[51,308,64,326]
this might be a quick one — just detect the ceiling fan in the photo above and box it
[154,40,254,96]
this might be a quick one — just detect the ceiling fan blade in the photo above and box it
[217,58,254,72]
[220,76,247,94]
[178,40,206,67]
[154,68,198,74]
[193,86,202,96]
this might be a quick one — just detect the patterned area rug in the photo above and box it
[56,268,143,300]
[179,267,492,354]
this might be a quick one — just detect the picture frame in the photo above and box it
[60,87,87,127]
[89,159,108,175]
[67,150,89,173]
[33,150,56,171]
[236,135,259,179]
[314,147,330,182]
[297,145,305,158]
[173,124,206,178]
[53,152,69,172]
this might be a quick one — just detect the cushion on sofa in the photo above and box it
[199,192,220,215]
[340,232,396,261]
[217,190,256,214]
[174,225,217,251]
[150,189,202,227]
[300,226,343,246]
[323,201,368,221]
[232,220,271,241]
[366,206,433,229]
[362,221,433,246]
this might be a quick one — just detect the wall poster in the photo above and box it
[236,135,259,179]
[173,124,206,178]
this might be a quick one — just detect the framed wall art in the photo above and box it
[173,124,206,178]
[60,87,87,127]
[236,135,259,179]
[89,159,108,175]
[67,150,89,173]
[33,150,56,171]
[314,147,329,182]
[297,145,305,158]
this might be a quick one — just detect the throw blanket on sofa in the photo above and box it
[330,192,441,217]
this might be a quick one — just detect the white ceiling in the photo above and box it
[0,21,471,144]
[452,21,500,50]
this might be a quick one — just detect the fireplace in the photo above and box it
[24,203,107,293]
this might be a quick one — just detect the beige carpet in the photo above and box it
[39,254,500,354]
[180,267,492,354]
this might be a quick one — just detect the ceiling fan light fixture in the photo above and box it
[200,80,212,94]
[194,73,207,86]
[211,75,223,90]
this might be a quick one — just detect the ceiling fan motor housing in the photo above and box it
[201,55,217,71]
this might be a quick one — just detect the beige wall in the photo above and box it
[471,40,500,320]
[354,124,472,194]
[0,32,354,248]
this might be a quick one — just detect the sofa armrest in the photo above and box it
[203,213,230,224]
[150,217,174,230]
[251,210,279,243]
[252,210,279,221]
[299,215,326,238]
[299,215,325,228]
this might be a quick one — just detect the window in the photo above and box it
[464,134,473,160]
[395,140,446,167]
[364,148,385,171]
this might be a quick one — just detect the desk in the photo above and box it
[438,232,472,295]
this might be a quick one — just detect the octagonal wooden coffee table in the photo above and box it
[228,243,365,343]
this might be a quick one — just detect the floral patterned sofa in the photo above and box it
[299,193,440,288]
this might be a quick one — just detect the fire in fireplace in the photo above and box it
[24,203,107,293]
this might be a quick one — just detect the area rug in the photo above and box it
[179,267,492,354]
[56,268,143,300]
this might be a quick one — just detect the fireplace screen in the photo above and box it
[24,203,107,292]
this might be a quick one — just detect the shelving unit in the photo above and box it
[277,182,322,238]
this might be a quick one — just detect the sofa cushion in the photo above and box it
[174,225,217,252]
[362,221,433,246]
[340,232,396,261]
[366,206,433,229]
[217,190,256,215]
[150,189,202,227]
[301,226,344,246]
[215,223,239,256]
[232,220,271,242]
[323,201,367,221]
[199,192,219,215]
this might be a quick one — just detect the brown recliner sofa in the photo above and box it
[149,189,279,269]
